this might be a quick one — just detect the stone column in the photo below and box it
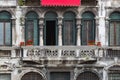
[39,17,44,46]
[95,17,99,44]
[76,17,81,46]
[57,17,63,46]
[11,18,16,45]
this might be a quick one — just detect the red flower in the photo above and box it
[20,42,25,46]
[26,40,33,45]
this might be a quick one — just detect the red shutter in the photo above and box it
[41,0,81,6]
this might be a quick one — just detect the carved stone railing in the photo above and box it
[0,46,120,60]
[104,47,120,58]
[22,46,98,61]
[0,0,17,6]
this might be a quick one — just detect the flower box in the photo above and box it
[26,40,33,45]
[20,42,25,46]
[88,40,95,45]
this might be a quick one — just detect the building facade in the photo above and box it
[0,0,120,80]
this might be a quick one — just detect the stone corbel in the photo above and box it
[73,67,79,80]
[95,16,99,26]
[39,17,44,25]
[20,16,25,26]
[105,17,110,29]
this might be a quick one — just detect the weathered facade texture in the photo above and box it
[0,0,120,80]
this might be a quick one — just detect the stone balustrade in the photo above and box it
[0,0,17,6]
[0,46,120,60]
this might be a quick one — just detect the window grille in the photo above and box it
[77,71,99,80]
[21,72,43,80]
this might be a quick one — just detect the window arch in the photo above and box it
[25,11,39,45]
[108,65,120,80]
[21,72,43,80]
[109,12,120,46]
[63,11,76,45]
[76,71,100,80]
[44,11,58,45]
[0,11,12,46]
[81,11,95,45]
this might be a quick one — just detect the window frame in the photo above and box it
[63,12,76,45]
[109,20,120,46]
[0,19,12,46]
[25,12,39,46]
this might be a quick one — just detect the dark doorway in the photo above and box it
[46,20,56,45]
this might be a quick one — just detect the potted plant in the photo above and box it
[88,40,95,45]
[96,42,101,46]
[18,0,25,6]
[20,42,25,46]
[26,40,33,46]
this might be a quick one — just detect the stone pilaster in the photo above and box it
[95,17,99,44]
[76,17,81,46]
[11,18,16,45]
[39,17,44,46]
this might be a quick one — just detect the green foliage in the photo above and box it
[18,0,25,6]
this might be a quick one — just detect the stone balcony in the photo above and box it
[0,46,120,67]
[0,0,17,6]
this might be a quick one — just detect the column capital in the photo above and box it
[57,17,63,26]
[57,17,63,20]
[39,17,44,20]
[95,16,99,20]
[76,17,82,26]
[105,17,110,21]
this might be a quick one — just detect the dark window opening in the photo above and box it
[81,0,97,6]
[46,20,56,45]
[50,72,70,80]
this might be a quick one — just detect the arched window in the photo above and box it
[44,12,58,45]
[108,65,120,80]
[76,71,99,80]
[25,11,39,45]
[81,12,95,45]
[21,72,43,80]
[63,11,76,45]
[0,11,12,46]
[109,12,120,46]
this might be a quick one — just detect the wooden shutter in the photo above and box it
[63,20,74,45]
[5,22,11,45]
[81,20,95,45]
[26,20,34,42]
[109,21,120,46]
[0,23,4,45]
[63,12,76,45]
[81,20,87,45]
[0,74,11,80]
[116,22,120,45]
[81,12,95,45]
[34,20,38,45]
